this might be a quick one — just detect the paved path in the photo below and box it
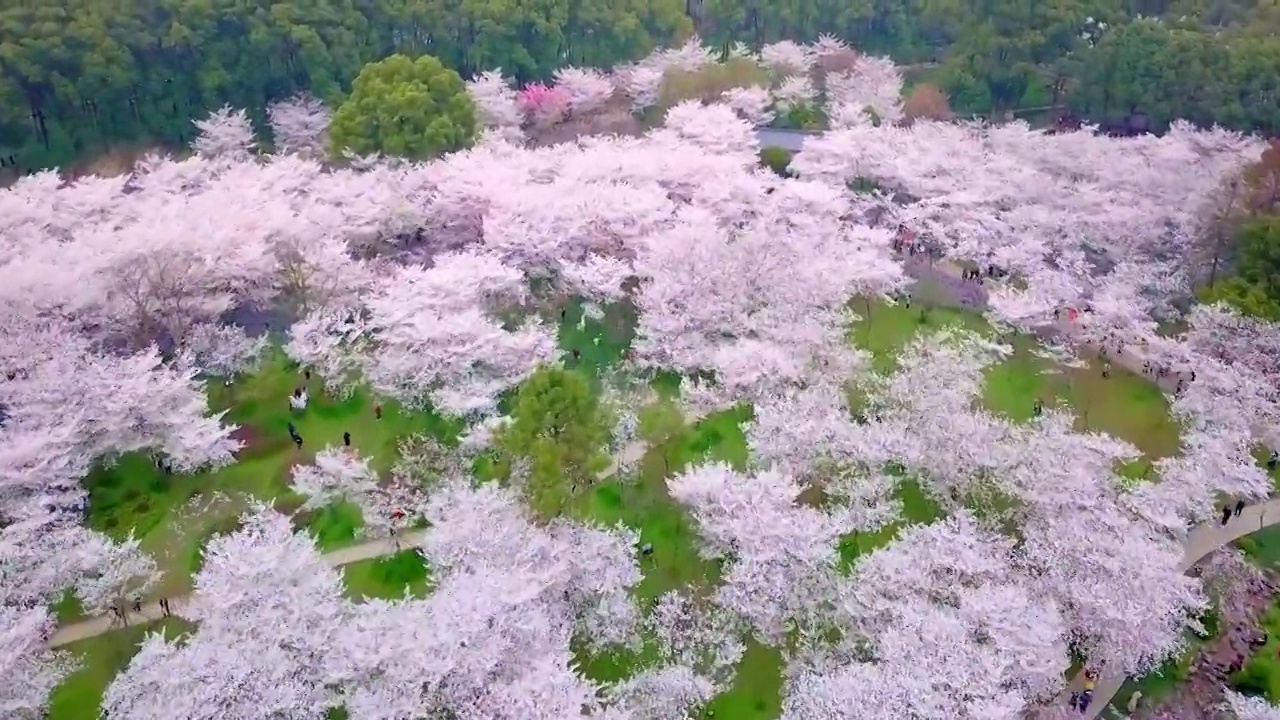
[756,127,814,152]
[1054,498,1280,718]
[50,435,670,648]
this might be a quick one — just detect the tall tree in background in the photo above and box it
[4,0,1280,173]
[328,54,476,160]
[0,0,689,172]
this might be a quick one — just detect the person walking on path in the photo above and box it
[343,431,351,447]
[160,598,171,617]
[1223,504,1234,525]
[1236,499,1246,518]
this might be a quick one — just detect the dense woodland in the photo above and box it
[3,0,1280,171]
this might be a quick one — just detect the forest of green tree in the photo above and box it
[2,0,1279,172]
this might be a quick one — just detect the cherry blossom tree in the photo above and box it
[1,605,78,719]
[289,446,380,511]
[0,507,97,608]
[643,591,744,688]
[825,56,903,126]
[1226,692,1280,720]
[178,323,267,380]
[772,76,817,114]
[783,514,1069,720]
[421,478,642,650]
[267,93,332,158]
[284,308,370,398]
[855,329,1013,506]
[0,322,240,472]
[615,63,664,111]
[1014,447,1206,675]
[630,176,903,406]
[760,41,814,76]
[721,86,775,127]
[73,531,161,615]
[103,507,350,719]
[466,70,525,142]
[668,462,854,644]
[358,251,558,417]
[518,83,571,127]
[269,225,375,315]
[191,106,257,162]
[552,67,616,116]
[336,580,604,720]
[332,479,644,718]
[605,665,715,719]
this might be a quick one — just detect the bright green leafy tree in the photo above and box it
[493,367,611,519]
[329,54,476,160]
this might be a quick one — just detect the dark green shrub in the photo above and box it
[759,147,795,177]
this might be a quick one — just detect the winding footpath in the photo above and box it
[49,438,658,648]
[1058,500,1280,719]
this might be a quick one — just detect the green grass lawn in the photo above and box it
[82,351,462,598]
[1231,601,1280,702]
[572,404,790,715]
[849,300,1182,462]
[342,550,433,601]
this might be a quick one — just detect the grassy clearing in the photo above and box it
[342,550,433,601]
[82,351,460,598]
[556,299,636,379]
[1232,602,1280,702]
[849,300,1182,461]
[705,642,786,718]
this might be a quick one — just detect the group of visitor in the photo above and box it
[1069,668,1098,712]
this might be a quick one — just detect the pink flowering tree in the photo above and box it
[518,83,571,127]
[1,605,78,719]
